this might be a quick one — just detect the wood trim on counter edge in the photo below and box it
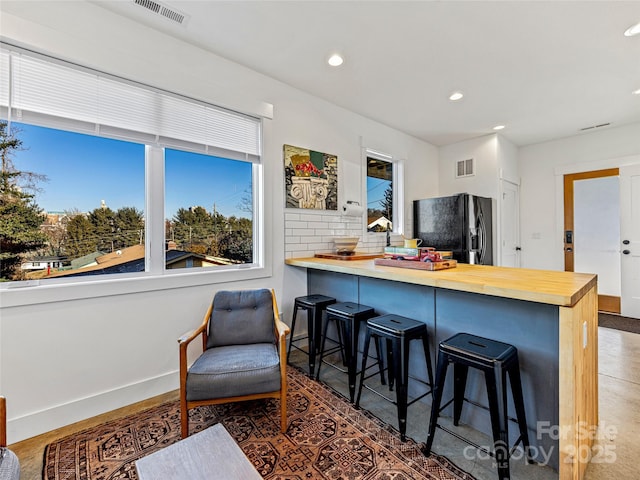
[559,285,598,480]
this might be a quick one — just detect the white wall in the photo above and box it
[436,134,520,265]
[0,2,438,442]
[437,134,499,199]
[518,122,640,271]
[497,135,520,185]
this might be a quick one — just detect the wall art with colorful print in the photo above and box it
[284,144,338,210]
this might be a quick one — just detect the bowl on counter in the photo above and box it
[333,236,359,255]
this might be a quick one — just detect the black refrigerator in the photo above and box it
[413,193,493,265]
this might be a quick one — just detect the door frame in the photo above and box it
[499,179,521,267]
[563,168,620,313]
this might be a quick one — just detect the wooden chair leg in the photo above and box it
[180,399,189,438]
[280,392,288,433]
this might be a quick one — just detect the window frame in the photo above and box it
[0,45,270,303]
[364,149,405,236]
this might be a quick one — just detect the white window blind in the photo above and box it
[0,46,261,162]
[0,50,10,115]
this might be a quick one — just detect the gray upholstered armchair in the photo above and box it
[179,289,290,438]
[0,396,20,480]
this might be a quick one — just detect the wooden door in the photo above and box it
[564,168,620,313]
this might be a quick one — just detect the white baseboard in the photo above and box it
[8,371,178,444]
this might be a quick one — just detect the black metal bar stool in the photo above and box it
[355,314,434,441]
[423,333,532,480]
[316,302,379,402]
[287,294,337,378]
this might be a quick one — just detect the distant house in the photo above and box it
[21,255,69,272]
[43,211,71,226]
[42,245,237,278]
[70,251,106,270]
[367,216,391,232]
[166,250,236,269]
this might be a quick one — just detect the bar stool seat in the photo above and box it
[423,333,532,480]
[287,294,336,378]
[316,302,378,402]
[355,314,434,441]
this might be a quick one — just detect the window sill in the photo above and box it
[0,265,272,308]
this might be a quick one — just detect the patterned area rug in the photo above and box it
[44,366,475,480]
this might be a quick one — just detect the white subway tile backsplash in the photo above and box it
[300,236,321,243]
[309,244,332,251]
[299,214,324,221]
[292,228,316,236]
[285,211,374,257]
[287,221,309,229]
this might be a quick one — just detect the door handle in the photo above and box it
[515,246,522,251]
[623,250,631,255]
[566,247,573,252]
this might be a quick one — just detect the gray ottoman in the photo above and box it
[0,447,20,480]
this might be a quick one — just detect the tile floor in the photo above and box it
[288,326,640,480]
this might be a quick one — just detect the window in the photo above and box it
[366,153,397,233]
[165,149,253,270]
[0,45,262,284]
[2,122,146,280]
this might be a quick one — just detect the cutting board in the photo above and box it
[374,258,457,271]
[314,252,384,261]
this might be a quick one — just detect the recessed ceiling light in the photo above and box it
[633,88,640,95]
[327,54,344,67]
[493,125,506,130]
[624,21,640,37]
[449,91,464,101]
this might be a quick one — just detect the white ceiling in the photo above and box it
[96,0,640,147]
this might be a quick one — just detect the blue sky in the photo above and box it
[367,177,390,210]
[13,123,252,219]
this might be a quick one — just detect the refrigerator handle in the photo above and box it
[478,212,486,264]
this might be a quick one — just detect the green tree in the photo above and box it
[381,183,393,221]
[0,121,47,280]
[114,206,144,249]
[221,216,252,262]
[88,206,116,253]
[65,213,96,258]
[172,206,214,251]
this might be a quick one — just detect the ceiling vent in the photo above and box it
[579,122,611,132]
[456,158,474,178]
[133,0,189,25]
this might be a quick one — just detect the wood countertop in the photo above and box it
[285,257,596,307]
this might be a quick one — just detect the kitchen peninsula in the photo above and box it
[285,257,598,480]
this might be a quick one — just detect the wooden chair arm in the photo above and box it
[178,303,212,349]
[178,303,212,398]
[177,323,206,347]
[275,317,290,342]
[1,395,6,447]
[270,290,290,349]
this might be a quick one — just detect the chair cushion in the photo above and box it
[0,447,20,480]
[207,289,275,348]
[186,343,281,401]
